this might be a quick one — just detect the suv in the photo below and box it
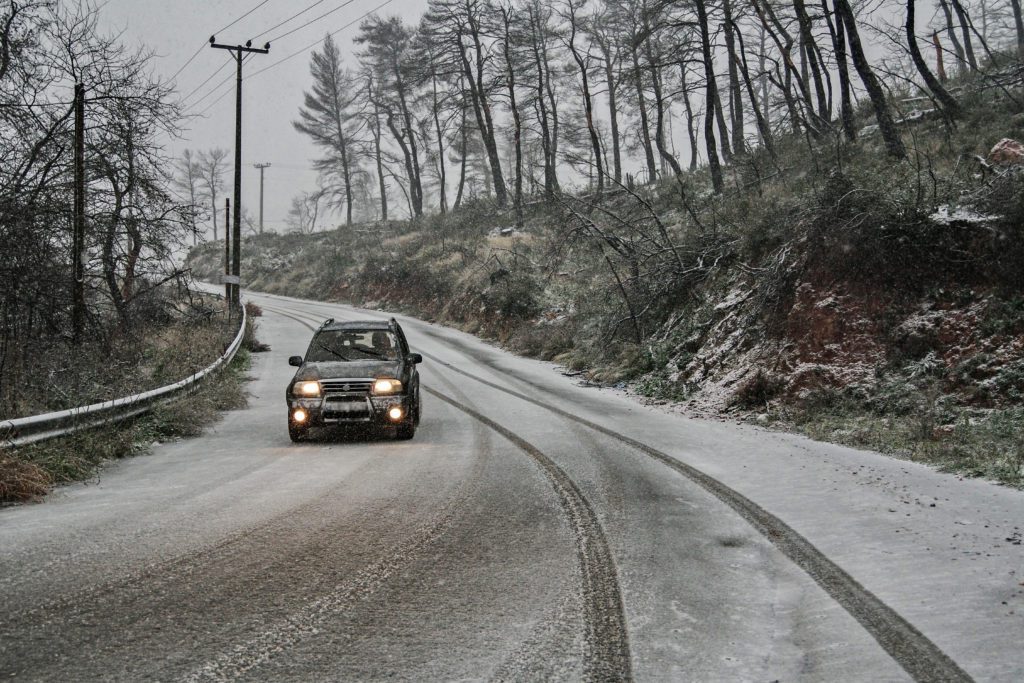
[286,318,422,442]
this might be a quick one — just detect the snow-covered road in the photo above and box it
[1,289,1020,680]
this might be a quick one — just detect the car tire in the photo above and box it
[288,423,308,442]
[396,420,416,440]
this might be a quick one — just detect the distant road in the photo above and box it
[2,290,1021,681]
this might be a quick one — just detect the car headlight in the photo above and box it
[372,378,403,395]
[293,381,321,397]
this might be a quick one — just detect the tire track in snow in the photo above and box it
[263,298,973,681]
[261,303,634,681]
[414,348,973,683]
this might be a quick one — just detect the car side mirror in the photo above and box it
[408,353,423,364]
[288,355,303,367]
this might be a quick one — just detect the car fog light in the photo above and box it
[388,406,403,421]
[293,408,308,423]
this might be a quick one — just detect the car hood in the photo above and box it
[295,360,402,381]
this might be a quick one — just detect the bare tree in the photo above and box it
[563,0,604,196]
[523,0,562,194]
[905,0,961,120]
[364,74,389,222]
[295,34,364,227]
[425,0,509,206]
[172,149,205,245]
[357,16,424,217]
[694,0,724,192]
[286,190,325,234]
[2,0,187,408]
[590,7,623,183]
[498,2,524,226]
[833,0,906,158]
[198,148,229,240]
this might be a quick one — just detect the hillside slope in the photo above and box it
[189,78,1024,485]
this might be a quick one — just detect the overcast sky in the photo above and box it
[97,0,428,235]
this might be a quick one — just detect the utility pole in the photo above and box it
[210,36,269,308]
[253,162,270,235]
[72,83,86,345]
[224,198,231,302]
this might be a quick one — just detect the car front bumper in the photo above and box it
[288,394,411,428]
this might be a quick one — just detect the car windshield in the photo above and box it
[305,329,400,362]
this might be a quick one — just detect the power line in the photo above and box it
[168,44,207,83]
[265,0,361,43]
[180,55,234,103]
[193,84,234,117]
[185,59,239,109]
[213,0,276,35]
[193,54,253,117]
[249,0,394,79]
[191,0,394,118]
[249,0,331,41]
[168,0,276,83]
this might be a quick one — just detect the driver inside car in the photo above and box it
[372,331,398,360]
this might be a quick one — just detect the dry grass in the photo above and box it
[0,456,50,501]
[486,234,536,249]
[380,231,422,248]
[0,326,254,504]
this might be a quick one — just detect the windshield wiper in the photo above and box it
[316,342,350,361]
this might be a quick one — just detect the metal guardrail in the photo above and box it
[0,301,247,448]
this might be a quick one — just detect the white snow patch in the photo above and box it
[713,287,752,311]
[929,205,999,225]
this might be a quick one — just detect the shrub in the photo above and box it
[730,369,784,409]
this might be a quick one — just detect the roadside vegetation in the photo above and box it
[0,296,264,504]
[0,5,268,502]
[190,54,1024,487]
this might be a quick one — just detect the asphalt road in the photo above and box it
[2,290,1022,681]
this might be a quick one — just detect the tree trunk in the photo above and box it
[454,102,467,210]
[949,0,978,70]
[368,79,388,222]
[464,20,508,207]
[1011,0,1024,57]
[732,22,776,156]
[751,0,806,133]
[502,10,523,228]
[794,0,830,126]
[680,64,701,170]
[823,0,856,141]
[906,0,961,119]
[932,32,947,83]
[393,69,422,217]
[598,34,622,184]
[528,5,557,194]
[713,82,732,163]
[722,0,745,154]
[645,41,683,177]
[937,0,967,71]
[538,11,561,193]
[835,0,906,158]
[430,69,447,214]
[695,0,724,192]
[568,7,603,197]
[384,110,420,218]
[631,48,658,184]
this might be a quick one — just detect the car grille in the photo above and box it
[322,396,371,421]
[320,379,373,394]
